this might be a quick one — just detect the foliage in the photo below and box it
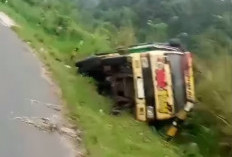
[1,0,232,156]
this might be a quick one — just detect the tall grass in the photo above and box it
[196,55,232,135]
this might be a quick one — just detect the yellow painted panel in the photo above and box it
[131,54,146,121]
[185,52,195,102]
[150,53,173,120]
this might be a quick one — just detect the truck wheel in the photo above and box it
[102,56,127,66]
[76,56,101,73]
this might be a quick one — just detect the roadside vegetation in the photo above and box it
[0,0,231,157]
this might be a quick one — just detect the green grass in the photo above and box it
[3,1,231,156]
[0,4,182,157]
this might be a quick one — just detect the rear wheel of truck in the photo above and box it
[76,56,102,73]
[102,56,127,66]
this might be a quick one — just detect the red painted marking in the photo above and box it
[156,68,166,88]
[183,52,192,75]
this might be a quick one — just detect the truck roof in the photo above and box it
[116,43,184,54]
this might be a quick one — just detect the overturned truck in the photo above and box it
[76,43,195,137]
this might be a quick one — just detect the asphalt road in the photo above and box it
[0,23,73,156]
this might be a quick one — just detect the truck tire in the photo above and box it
[76,56,102,73]
[102,56,127,66]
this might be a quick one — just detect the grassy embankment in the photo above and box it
[0,3,182,157]
[1,1,231,156]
